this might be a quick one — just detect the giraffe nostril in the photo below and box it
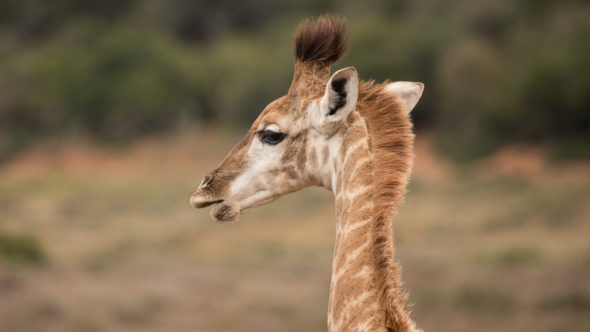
[200,174,214,188]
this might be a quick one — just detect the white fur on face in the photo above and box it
[226,118,307,215]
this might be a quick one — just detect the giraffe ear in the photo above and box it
[311,67,359,135]
[385,81,424,113]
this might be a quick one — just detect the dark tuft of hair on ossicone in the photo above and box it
[294,15,350,66]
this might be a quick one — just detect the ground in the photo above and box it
[0,128,589,332]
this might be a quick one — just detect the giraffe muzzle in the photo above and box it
[190,190,240,222]
[199,174,215,188]
[189,186,224,208]
[190,172,226,208]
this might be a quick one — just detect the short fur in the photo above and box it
[358,82,416,331]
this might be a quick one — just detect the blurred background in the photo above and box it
[0,0,589,331]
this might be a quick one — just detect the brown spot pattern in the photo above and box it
[195,15,418,332]
[358,82,416,331]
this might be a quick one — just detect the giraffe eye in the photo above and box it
[259,130,287,145]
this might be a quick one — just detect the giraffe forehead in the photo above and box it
[253,97,289,129]
[254,97,310,132]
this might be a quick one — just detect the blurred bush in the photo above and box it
[0,230,47,265]
[0,0,588,160]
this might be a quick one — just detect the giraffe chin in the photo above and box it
[210,203,240,222]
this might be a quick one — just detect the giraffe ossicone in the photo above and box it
[190,15,424,332]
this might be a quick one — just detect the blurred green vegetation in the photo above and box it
[0,230,46,265]
[0,0,588,160]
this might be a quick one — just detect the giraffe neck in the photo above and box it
[323,111,416,332]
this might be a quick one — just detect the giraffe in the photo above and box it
[190,15,424,332]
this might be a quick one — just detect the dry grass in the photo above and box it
[1,128,589,332]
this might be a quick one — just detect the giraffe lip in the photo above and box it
[190,195,224,208]
[196,199,224,208]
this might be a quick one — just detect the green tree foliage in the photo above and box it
[0,0,588,159]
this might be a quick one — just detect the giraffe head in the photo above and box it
[189,16,423,221]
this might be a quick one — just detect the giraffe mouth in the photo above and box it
[189,193,224,208]
[195,199,224,208]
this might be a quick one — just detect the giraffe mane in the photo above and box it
[357,81,416,331]
[294,14,349,66]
